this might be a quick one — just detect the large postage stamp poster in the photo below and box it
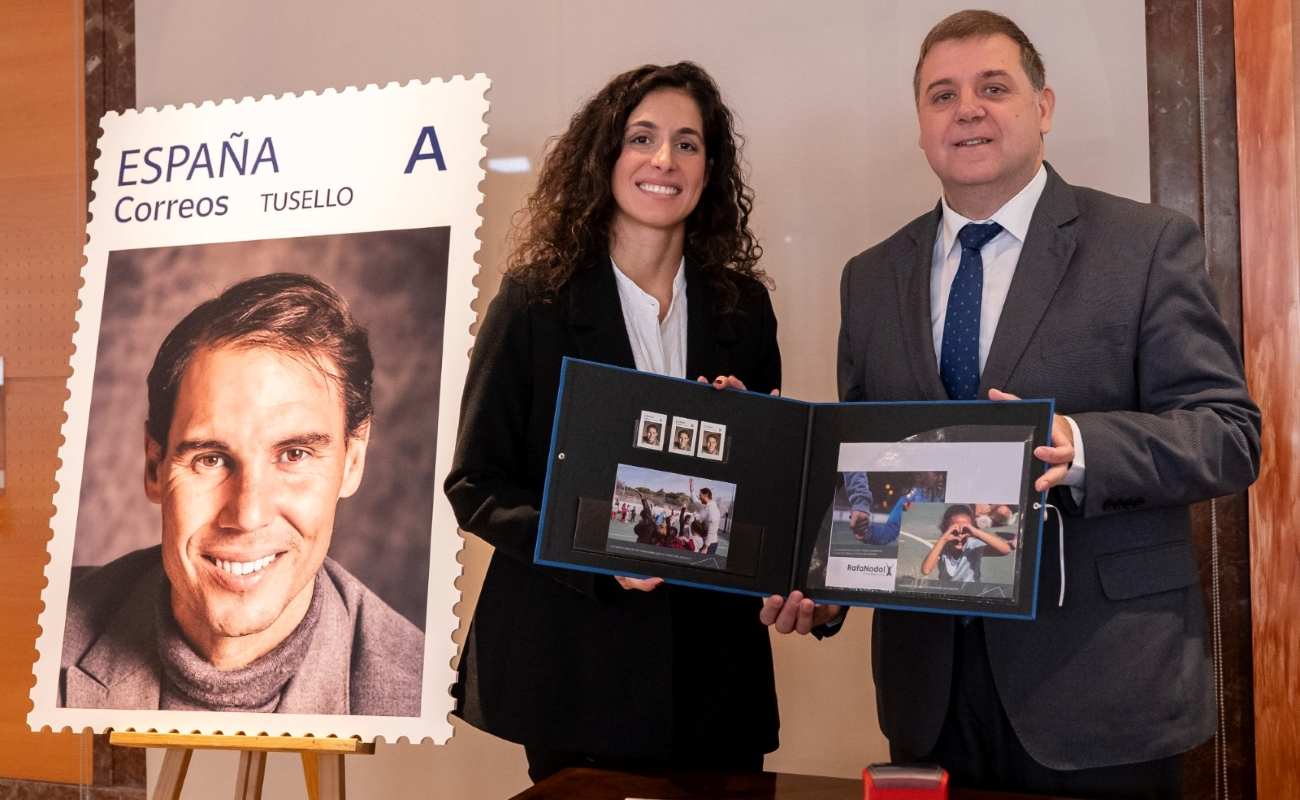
[30,77,488,743]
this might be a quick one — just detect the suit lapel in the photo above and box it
[279,572,351,714]
[566,258,637,368]
[686,264,730,380]
[978,166,1079,397]
[68,570,164,709]
[897,206,950,400]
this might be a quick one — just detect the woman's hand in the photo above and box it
[698,374,780,396]
[615,576,664,592]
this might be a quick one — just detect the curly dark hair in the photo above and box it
[506,61,767,311]
[939,504,976,532]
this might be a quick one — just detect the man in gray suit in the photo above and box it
[764,10,1259,798]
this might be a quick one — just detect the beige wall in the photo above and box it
[134,1,1148,795]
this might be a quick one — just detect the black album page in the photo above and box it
[536,358,1054,619]
[795,402,1051,619]
[535,358,806,595]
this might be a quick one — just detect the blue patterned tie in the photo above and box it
[940,222,1003,400]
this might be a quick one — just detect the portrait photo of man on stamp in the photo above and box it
[59,272,424,715]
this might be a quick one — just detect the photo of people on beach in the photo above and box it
[604,465,736,571]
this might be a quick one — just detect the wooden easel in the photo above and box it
[108,731,374,800]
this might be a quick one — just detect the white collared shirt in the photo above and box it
[931,165,1047,372]
[929,165,1085,495]
[611,256,688,379]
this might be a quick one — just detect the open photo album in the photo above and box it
[536,358,1055,619]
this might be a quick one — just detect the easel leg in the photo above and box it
[301,752,346,800]
[234,750,267,800]
[154,748,193,800]
[302,752,320,800]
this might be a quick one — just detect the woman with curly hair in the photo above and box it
[444,62,780,781]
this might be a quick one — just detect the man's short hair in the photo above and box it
[940,504,975,532]
[913,9,1046,99]
[699,487,712,500]
[146,273,374,447]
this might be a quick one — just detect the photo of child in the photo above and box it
[893,501,1021,597]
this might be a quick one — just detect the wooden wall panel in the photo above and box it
[0,0,90,784]
[1146,2,1255,796]
[84,0,135,200]
[1234,0,1300,798]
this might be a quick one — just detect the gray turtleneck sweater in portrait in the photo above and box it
[59,545,424,716]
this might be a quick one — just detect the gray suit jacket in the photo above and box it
[60,545,425,716]
[837,165,1260,770]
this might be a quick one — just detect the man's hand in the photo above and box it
[615,576,663,592]
[759,590,843,635]
[849,510,871,538]
[988,388,1075,492]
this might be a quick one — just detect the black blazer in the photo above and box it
[837,165,1260,770]
[444,259,781,758]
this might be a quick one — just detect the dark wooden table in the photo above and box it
[510,768,1081,799]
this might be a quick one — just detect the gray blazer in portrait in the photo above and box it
[837,164,1260,770]
[60,545,424,716]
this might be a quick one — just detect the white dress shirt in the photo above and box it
[930,165,1086,496]
[699,501,721,548]
[611,256,688,379]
